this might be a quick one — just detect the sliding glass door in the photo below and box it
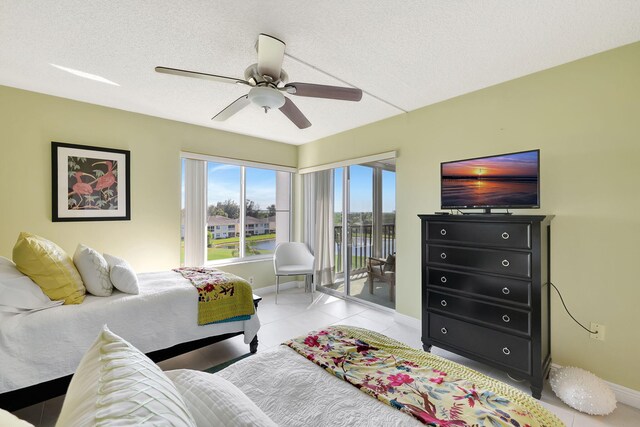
[347,165,375,303]
[310,160,396,309]
[382,169,397,260]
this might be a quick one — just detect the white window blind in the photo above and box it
[183,159,206,267]
[275,170,291,244]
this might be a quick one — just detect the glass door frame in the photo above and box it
[315,164,396,313]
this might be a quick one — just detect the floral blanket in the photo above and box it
[284,326,563,427]
[173,267,254,325]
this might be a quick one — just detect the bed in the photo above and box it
[0,270,261,411]
[219,342,420,426]
[9,321,564,426]
[214,326,564,427]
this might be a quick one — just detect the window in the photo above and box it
[181,154,292,266]
[246,167,276,256]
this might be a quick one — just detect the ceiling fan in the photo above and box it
[155,34,362,129]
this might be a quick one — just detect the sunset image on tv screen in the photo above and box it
[441,150,539,208]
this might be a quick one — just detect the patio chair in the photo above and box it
[367,254,396,303]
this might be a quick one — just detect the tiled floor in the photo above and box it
[12,287,640,426]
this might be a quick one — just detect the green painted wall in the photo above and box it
[298,42,640,390]
[0,85,297,288]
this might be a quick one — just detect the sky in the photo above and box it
[181,160,276,210]
[182,160,396,213]
[442,150,539,177]
[335,165,396,213]
[207,163,276,209]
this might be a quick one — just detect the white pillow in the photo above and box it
[165,369,277,427]
[0,256,63,313]
[56,326,196,427]
[550,366,617,415]
[0,408,34,426]
[103,253,139,294]
[0,256,30,281]
[73,245,113,297]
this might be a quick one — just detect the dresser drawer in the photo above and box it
[428,291,530,334]
[428,313,531,373]
[427,268,531,306]
[428,245,531,278]
[428,221,531,249]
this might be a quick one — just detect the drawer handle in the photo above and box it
[502,314,511,323]
[502,347,511,355]
[502,287,511,295]
[440,327,448,334]
[501,259,510,267]
[440,276,447,284]
[440,252,447,260]
[440,300,447,307]
[440,228,447,236]
[502,232,510,240]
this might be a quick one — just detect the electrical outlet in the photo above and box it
[248,276,254,285]
[590,323,605,341]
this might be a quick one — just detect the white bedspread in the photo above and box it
[0,271,260,394]
[218,345,422,427]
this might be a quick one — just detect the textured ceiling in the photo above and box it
[1,1,639,145]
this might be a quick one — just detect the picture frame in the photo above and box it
[52,142,130,222]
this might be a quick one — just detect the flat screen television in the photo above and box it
[441,149,540,213]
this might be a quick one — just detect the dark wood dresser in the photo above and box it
[418,214,553,398]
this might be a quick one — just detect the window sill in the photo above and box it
[205,255,273,268]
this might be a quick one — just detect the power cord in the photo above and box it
[548,282,598,334]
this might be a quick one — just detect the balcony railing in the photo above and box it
[334,223,395,274]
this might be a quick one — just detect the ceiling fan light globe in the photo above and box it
[248,86,285,110]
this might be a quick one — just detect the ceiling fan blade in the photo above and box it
[279,97,311,129]
[284,82,362,101]
[256,34,285,80]
[155,66,250,86]
[212,95,251,121]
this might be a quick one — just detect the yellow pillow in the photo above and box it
[13,232,85,304]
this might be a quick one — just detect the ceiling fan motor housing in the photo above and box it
[248,86,285,111]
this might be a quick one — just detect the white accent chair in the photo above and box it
[273,242,314,304]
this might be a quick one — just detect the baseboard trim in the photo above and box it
[609,382,640,410]
[393,312,421,330]
[550,363,640,409]
[252,280,303,296]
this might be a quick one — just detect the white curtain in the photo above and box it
[312,170,335,286]
[184,159,206,267]
[303,174,316,253]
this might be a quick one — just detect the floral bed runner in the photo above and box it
[284,326,563,427]
[173,267,254,325]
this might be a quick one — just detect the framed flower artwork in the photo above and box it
[52,142,131,221]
